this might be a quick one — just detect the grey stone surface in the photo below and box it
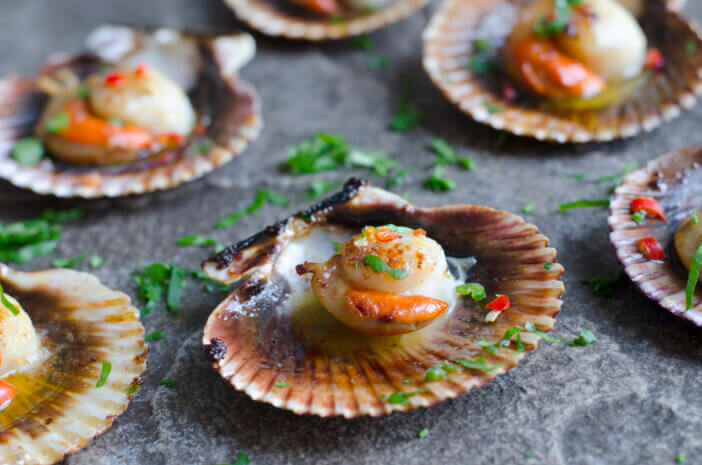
[1,0,702,464]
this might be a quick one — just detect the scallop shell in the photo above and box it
[609,147,702,326]
[222,0,428,40]
[0,264,146,464]
[0,26,262,198]
[201,178,564,417]
[422,0,702,143]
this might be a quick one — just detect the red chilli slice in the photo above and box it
[485,295,510,311]
[630,197,668,221]
[644,48,665,70]
[637,237,665,260]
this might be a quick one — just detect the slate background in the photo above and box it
[1,1,701,464]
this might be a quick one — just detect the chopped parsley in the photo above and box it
[390,81,422,132]
[41,207,83,223]
[423,165,455,191]
[160,379,178,389]
[285,133,400,180]
[332,240,344,251]
[424,361,458,381]
[691,208,699,225]
[360,254,408,280]
[223,452,251,465]
[677,453,687,463]
[418,428,429,438]
[686,40,697,57]
[125,384,138,395]
[570,329,596,347]
[351,36,374,50]
[523,203,536,214]
[525,450,534,458]
[47,111,69,133]
[544,262,554,270]
[524,321,567,343]
[584,270,626,298]
[369,55,392,70]
[274,381,291,387]
[469,39,497,75]
[76,85,90,98]
[479,326,524,354]
[534,0,584,37]
[632,210,646,224]
[199,140,213,154]
[568,173,586,180]
[455,282,486,301]
[0,282,20,316]
[387,166,413,188]
[216,189,289,229]
[455,357,500,372]
[428,138,474,171]
[96,360,111,387]
[381,388,430,404]
[132,264,188,316]
[52,254,86,268]
[558,198,610,211]
[11,137,45,166]
[0,209,81,264]
[484,100,502,114]
[306,180,341,200]
[685,244,702,310]
[175,235,225,253]
[145,331,165,342]
[90,255,106,268]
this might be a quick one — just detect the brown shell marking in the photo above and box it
[609,147,702,326]
[202,179,564,417]
[422,0,702,143]
[222,0,428,40]
[0,264,146,465]
[0,27,262,198]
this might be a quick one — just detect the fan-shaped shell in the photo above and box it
[201,178,564,417]
[422,0,702,143]
[609,147,702,326]
[0,26,262,198]
[222,0,428,40]
[0,264,146,464]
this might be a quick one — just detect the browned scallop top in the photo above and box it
[609,147,702,326]
[201,179,564,417]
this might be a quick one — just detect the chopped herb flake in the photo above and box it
[0,282,20,316]
[685,244,702,310]
[199,141,213,154]
[274,381,291,387]
[425,361,458,381]
[570,329,596,347]
[484,100,502,114]
[76,85,90,98]
[145,331,165,342]
[160,379,178,389]
[332,240,344,251]
[455,282,486,301]
[423,165,455,192]
[418,428,429,438]
[306,180,341,200]
[479,325,524,353]
[369,55,392,70]
[632,210,646,224]
[525,450,534,458]
[677,453,686,463]
[40,208,83,223]
[390,81,422,132]
[217,189,289,229]
[691,208,699,225]
[351,36,374,50]
[544,262,554,270]
[47,111,69,133]
[524,321,567,343]
[686,40,697,56]
[381,388,430,404]
[523,203,535,214]
[133,264,190,316]
[455,357,500,372]
[558,198,610,211]
[96,360,111,387]
[175,235,224,253]
[584,271,626,298]
[360,254,408,280]
[52,254,86,268]
[125,384,138,395]
[11,137,45,166]
[90,255,106,268]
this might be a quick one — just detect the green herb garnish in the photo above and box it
[632,210,646,224]
[479,326,524,354]
[677,453,687,463]
[11,137,45,166]
[691,208,699,225]
[525,450,534,458]
[40,207,83,223]
[544,262,554,270]
[90,255,105,268]
[351,36,374,50]
[125,384,138,395]
[584,270,626,298]
[133,263,188,316]
[686,40,697,56]
[523,203,535,214]
[369,55,392,70]
[360,254,408,280]
[558,198,610,211]
[0,211,80,264]
[469,39,497,75]
[570,329,596,347]
[160,379,178,389]
[418,428,429,438]
[423,165,455,191]
[47,112,69,133]
[76,85,90,98]
[484,100,502,114]
[52,254,86,268]
[274,381,291,387]
[145,331,165,342]
[199,141,213,154]
[424,361,458,381]
[175,235,224,253]
[216,188,289,229]
[96,360,111,387]
[428,138,475,171]
[524,321,567,343]
[455,357,500,372]
[306,180,341,200]
[381,388,430,404]
[0,282,20,316]
[685,244,702,310]
[390,81,422,132]
[595,161,638,184]
[455,282,486,301]
[534,0,584,37]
